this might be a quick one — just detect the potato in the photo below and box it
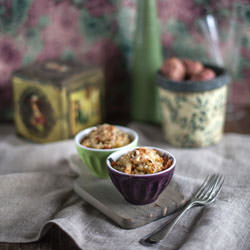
[183,59,204,75]
[161,57,186,81]
[190,68,216,81]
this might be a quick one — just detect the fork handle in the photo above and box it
[141,202,194,245]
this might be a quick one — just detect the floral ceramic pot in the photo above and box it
[157,64,230,148]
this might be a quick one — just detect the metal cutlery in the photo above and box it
[140,174,224,246]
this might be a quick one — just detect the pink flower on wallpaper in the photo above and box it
[0,38,22,87]
[157,0,202,25]
[83,40,108,66]
[0,38,21,67]
[36,41,64,62]
[84,0,116,17]
[36,1,84,62]
[120,0,136,8]
[0,67,11,87]
[83,39,120,66]
[241,48,250,60]
[243,68,250,82]
[110,20,119,34]
[210,0,248,11]
[27,0,53,27]
[231,79,250,105]
[161,33,174,48]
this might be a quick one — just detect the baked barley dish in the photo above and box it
[81,124,131,149]
[110,147,173,175]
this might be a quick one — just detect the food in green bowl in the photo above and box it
[75,124,138,178]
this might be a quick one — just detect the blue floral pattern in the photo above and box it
[159,86,227,147]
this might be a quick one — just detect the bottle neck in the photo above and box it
[136,0,159,29]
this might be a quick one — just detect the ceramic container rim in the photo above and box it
[75,125,139,152]
[106,146,176,177]
[157,63,231,93]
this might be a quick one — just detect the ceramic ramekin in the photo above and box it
[106,146,176,205]
[75,125,138,178]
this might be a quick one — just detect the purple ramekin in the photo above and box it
[106,146,176,205]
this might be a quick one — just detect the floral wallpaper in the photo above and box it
[0,0,249,121]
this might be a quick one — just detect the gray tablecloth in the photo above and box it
[0,123,250,250]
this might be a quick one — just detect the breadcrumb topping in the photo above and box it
[81,124,131,149]
[110,147,173,175]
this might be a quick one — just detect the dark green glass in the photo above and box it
[131,0,163,123]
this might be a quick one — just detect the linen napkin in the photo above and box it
[0,123,250,250]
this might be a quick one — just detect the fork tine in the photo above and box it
[194,175,212,198]
[208,175,223,197]
[208,176,224,202]
[199,174,221,200]
[195,174,217,199]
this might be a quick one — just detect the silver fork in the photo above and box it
[140,174,224,246]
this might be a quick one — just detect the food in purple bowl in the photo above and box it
[106,147,176,205]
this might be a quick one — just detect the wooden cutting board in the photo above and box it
[71,155,185,229]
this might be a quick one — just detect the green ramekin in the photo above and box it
[75,125,138,178]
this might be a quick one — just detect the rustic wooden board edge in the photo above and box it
[74,177,185,229]
[74,179,135,229]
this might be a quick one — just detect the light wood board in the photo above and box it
[71,155,185,229]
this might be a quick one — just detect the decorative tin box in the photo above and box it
[12,60,104,143]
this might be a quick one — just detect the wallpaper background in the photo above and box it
[0,0,249,121]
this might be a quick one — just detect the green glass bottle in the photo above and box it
[131,0,163,123]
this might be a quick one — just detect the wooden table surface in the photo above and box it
[0,105,249,250]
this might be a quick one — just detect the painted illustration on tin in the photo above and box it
[73,99,88,125]
[19,88,55,137]
[70,86,101,135]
